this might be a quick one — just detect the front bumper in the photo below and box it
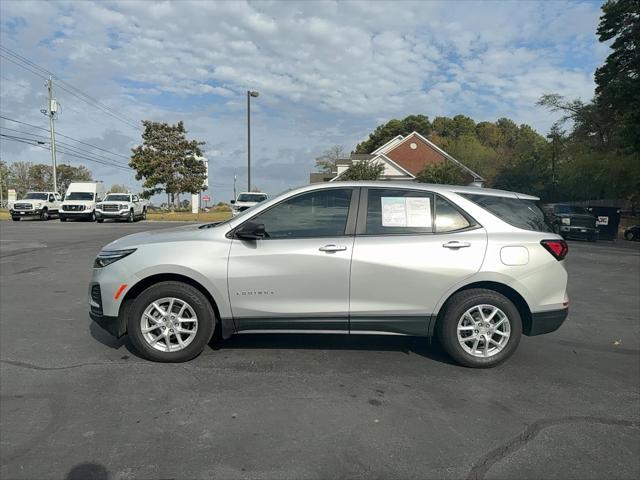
[96,210,130,219]
[559,226,597,239]
[526,308,568,336]
[89,282,127,337]
[10,209,42,217]
[60,211,93,220]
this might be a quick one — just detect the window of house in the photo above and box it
[251,188,352,239]
[365,189,434,234]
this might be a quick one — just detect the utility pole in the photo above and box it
[233,174,237,199]
[247,90,259,191]
[42,76,58,192]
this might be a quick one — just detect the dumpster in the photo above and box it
[587,206,621,241]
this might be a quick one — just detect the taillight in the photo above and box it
[541,239,568,260]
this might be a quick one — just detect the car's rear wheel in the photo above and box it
[96,219,104,223]
[12,216,20,221]
[60,217,66,222]
[437,288,522,368]
[127,281,216,362]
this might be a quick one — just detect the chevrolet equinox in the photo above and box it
[90,182,569,368]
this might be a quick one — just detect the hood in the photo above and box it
[103,223,217,250]
[63,199,96,206]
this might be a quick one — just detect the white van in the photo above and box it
[60,181,106,222]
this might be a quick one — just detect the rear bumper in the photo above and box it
[526,308,568,336]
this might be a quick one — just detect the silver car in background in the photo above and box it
[89,182,569,368]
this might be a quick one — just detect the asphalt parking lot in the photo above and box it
[1,220,639,480]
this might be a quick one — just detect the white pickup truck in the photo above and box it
[95,193,148,223]
[9,191,62,221]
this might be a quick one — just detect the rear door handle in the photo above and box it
[319,244,347,252]
[443,241,471,249]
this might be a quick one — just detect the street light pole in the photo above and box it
[247,90,259,191]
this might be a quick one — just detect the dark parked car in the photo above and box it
[543,204,598,241]
[624,225,640,241]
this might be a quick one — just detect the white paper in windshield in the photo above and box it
[381,197,431,228]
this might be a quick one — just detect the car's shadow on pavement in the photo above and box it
[90,319,456,366]
[209,333,458,366]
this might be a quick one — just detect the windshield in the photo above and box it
[66,192,95,201]
[103,194,130,202]
[554,205,588,215]
[23,193,48,200]
[237,193,267,203]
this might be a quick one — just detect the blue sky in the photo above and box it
[0,1,607,201]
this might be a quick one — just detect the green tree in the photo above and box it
[130,121,206,206]
[0,160,10,203]
[55,164,92,196]
[338,161,384,181]
[109,184,129,193]
[28,164,52,192]
[314,145,345,173]
[7,161,32,198]
[415,162,466,185]
[595,0,640,152]
[355,115,431,153]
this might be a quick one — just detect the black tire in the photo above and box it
[436,288,522,368]
[60,217,67,222]
[141,208,147,221]
[127,281,216,362]
[12,216,20,221]
[40,208,49,221]
[89,211,96,222]
[96,219,104,223]
[128,209,134,223]
[625,231,634,241]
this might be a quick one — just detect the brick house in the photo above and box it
[310,131,485,186]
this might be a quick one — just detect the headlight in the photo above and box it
[94,249,136,268]
[561,218,571,225]
[120,204,128,210]
[96,203,102,210]
[34,202,43,208]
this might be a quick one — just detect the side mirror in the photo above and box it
[235,222,266,240]
[230,199,236,204]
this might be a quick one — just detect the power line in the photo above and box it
[0,128,131,168]
[0,134,132,171]
[0,46,141,130]
[0,115,132,161]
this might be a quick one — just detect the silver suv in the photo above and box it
[89,182,569,368]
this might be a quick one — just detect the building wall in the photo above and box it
[385,136,446,175]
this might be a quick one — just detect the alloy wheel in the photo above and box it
[140,297,199,352]
[457,304,511,358]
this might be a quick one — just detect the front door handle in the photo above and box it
[319,244,347,252]
[443,241,471,249]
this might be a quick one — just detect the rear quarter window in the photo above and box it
[462,194,552,233]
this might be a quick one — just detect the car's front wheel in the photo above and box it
[437,288,522,368]
[127,281,216,362]
[40,208,49,221]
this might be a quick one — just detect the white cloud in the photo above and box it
[0,0,605,200]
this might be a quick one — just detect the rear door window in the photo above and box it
[462,194,551,232]
[435,196,472,233]
[365,189,433,235]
